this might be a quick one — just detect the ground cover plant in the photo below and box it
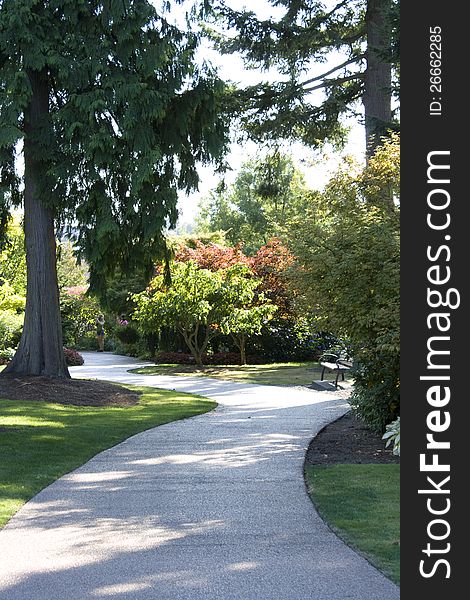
[0,383,216,528]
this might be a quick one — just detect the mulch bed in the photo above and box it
[305,410,400,465]
[0,376,140,406]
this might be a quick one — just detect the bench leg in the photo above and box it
[321,366,326,381]
[342,372,345,381]
[335,372,340,388]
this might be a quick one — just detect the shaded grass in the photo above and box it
[0,384,216,528]
[130,361,338,386]
[305,464,400,584]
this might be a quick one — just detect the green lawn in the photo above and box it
[305,464,400,584]
[130,361,337,386]
[0,385,216,528]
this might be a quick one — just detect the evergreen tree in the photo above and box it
[208,0,399,158]
[0,0,228,377]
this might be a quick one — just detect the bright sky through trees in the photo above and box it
[11,0,366,227]
[154,0,366,226]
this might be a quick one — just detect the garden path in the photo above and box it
[0,352,400,599]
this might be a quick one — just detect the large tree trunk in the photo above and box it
[3,69,69,378]
[363,0,392,161]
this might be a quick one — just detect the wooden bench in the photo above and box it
[319,353,353,388]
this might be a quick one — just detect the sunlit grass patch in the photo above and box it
[130,361,330,386]
[305,464,400,584]
[0,384,215,527]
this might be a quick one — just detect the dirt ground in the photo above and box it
[0,375,140,406]
[305,410,400,465]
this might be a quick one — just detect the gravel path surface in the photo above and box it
[0,352,399,599]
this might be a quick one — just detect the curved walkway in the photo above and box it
[0,352,399,599]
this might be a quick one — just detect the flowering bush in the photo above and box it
[63,347,84,366]
[175,241,250,271]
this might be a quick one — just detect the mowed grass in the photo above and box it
[0,385,216,528]
[131,361,333,386]
[305,464,400,584]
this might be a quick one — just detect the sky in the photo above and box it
[153,0,366,227]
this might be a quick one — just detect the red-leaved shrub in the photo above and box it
[64,347,84,366]
[153,351,264,365]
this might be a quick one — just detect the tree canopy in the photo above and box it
[133,261,275,365]
[174,237,295,318]
[206,0,399,155]
[0,0,229,376]
[196,151,312,253]
[0,0,229,286]
[288,133,400,430]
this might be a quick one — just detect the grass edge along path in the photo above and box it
[305,463,400,585]
[130,361,336,387]
[0,384,216,528]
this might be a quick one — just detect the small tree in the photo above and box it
[174,237,313,361]
[175,237,295,317]
[221,304,276,365]
[133,261,225,365]
[175,240,251,271]
[217,261,277,365]
[251,238,295,318]
[133,261,275,365]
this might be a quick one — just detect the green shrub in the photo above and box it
[289,136,400,431]
[350,350,400,433]
[74,331,99,351]
[112,340,137,357]
[247,319,339,362]
[0,310,23,350]
[0,347,15,365]
[115,324,140,345]
[60,289,102,347]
